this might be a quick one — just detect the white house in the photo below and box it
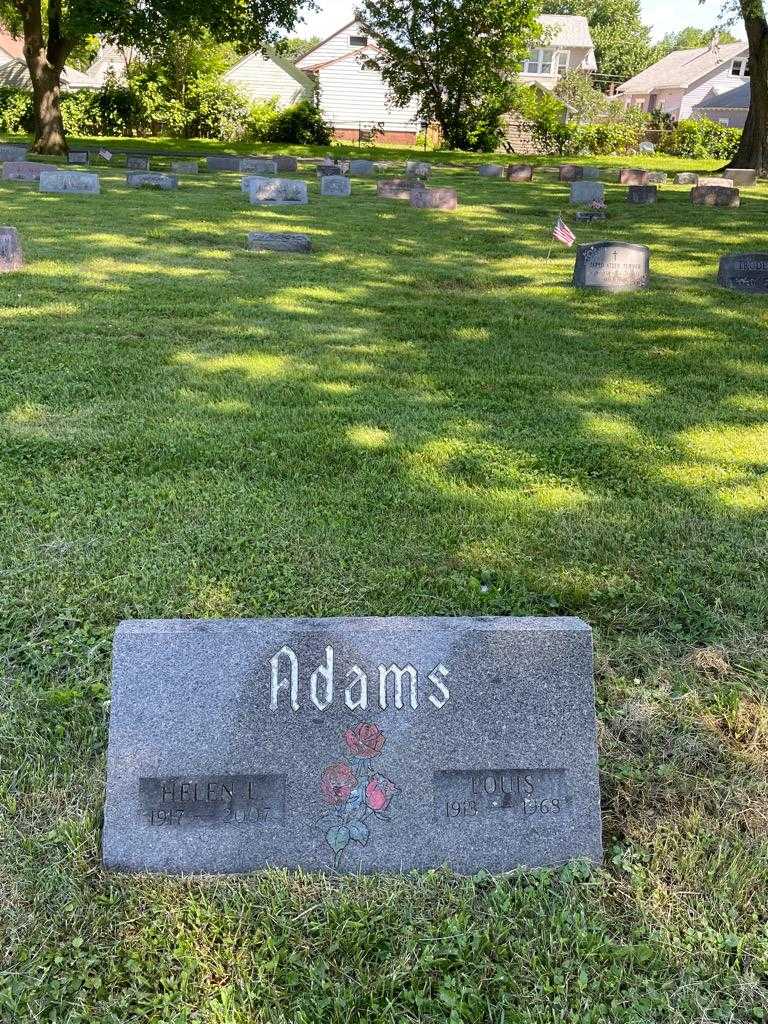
[88,43,141,86]
[691,80,750,128]
[520,15,597,89]
[223,48,315,107]
[0,58,98,91]
[617,40,750,122]
[295,21,422,142]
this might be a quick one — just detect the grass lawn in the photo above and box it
[0,138,766,1023]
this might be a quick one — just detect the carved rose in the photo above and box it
[344,723,385,758]
[365,774,397,813]
[320,762,356,805]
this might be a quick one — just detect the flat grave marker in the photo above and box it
[410,187,458,211]
[573,240,650,293]
[247,231,312,253]
[697,176,733,188]
[39,170,100,194]
[676,172,698,185]
[0,226,23,272]
[717,252,768,293]
[377,178,423,200]
[98,148,113,162]
[406,160,431,178]
[103,615,603,875]
[317,164,347,178]
[127,172,178,190]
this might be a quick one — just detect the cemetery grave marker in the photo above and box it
[582,166,601,180]
[127,172,178,190]
[627,185,657,204]
[102,615,603,875]
[619,168,649,185]
[506,164,533,181]
[559,164,583,181]
[676,172,698,185]
[249,179,309,206]
[172,160,199,174]
[240,158,277,174]
[478,164,504,178]
[126,155,151,171]
[573,240,650,293]
[570,180,604,205]
[39,170,100,194]
[247,232,312,253]
[320,175,352,197]
[241,174,270,193]
[406,160,431,178]
[724,168,758,187]
[717,252,768,293]
[317,164,347,177]
[0,226,23,272]
[206,156,240,171]
[68,151,89,165]
[274,156,299,173]
[377,178,424,200]
[646,172,667,184]
[691,185,740,208]
[0,144,28,161]
[410,187,458,211]
[2,161,57,181]
[697,177,733,187]
[98,148,113,162]
[349,159,376,176]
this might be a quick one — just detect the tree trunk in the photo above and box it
[731,8,768,173]
[29,58,67,155]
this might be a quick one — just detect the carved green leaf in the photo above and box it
[326,825,350,855]
[347,820,370,846]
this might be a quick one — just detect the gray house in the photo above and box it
[691,80,750,128]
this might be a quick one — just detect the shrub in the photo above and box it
[0,87,33,134]
[658,118,741,160]
[244,98,280,142]
[264,101,332,145]
[186,78,251,141]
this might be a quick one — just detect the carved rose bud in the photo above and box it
[344,723,385,758]
[365,774,397,813]
[320,762,356,805]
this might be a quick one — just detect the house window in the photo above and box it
[731,59,750,77]
[349,35,368,47]
[556,51,570,74]
[718,117,730,126]
[524,48,563,74]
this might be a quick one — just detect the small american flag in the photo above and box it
[552,217,576,247]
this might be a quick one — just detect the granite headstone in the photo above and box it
[126,155,151,171]
[717,252,768,293]
[127,172,178,190]
[570,180,604,205]
[559,164,583,181]
[102,616,602,875]
[582,166,601,180]
[249,178,308,205]
[320,175,352,197]
[349,159,376,176]
[377,178,423,200]
[316,164,347,177]
[573,240,650,293]
[172,160,199,174]
[627,185,657,204]
[409,187,458,210]
[478,164,504,178]
[691,185,740,207]
[68,151,89,165]
[247,231,312,253]
[0,144,28,161]
[506,164,534,182]
[241,174,270,193]
[275,156,299,173]
[646,172,667,184]
[619,168,649,185]
[676,172,698,185]
[724,168,758,187]
[406,160,431,178]
[0,226,23,272]
[697,176,733,187]
[206,156,240,171]
[39,170,100,194]
[240,158,277,174]
[2,160,57,181]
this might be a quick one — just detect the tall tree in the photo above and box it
[355,0,541,150]
[730,0,768,172]
[656,26,739,57]
[540,0,655,85]
[0,1,307,154]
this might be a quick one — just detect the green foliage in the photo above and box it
[357,0,542,150]
[275,35,321,61]
[540,0,656,84]
[555,70,612,121]
[658,118,742,160]
[263,100,332,145]
[0,87,33,134]
[185,79,251,142]
[656,26,740,58]
[244,97,281,141]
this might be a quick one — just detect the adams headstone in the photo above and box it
[249,178,308,205]
[2,160,57,181]
[127,172,178,190]
[247,231,312,253]
[103,616,602,875]
[717,252,768,294]
[573,240,650,293]
[39,170,100,194]
[0,226,23,272]
[320,175,352,197]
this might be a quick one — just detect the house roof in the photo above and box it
[694,80,751,109]
[0,27,24,61]
[538,15,594,49]
[225,46,315,90]
[0,58,98,90]
[302,45,385,73]
[618,42,747,94]
[294,20,357,67]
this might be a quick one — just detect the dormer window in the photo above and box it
[731,59,750,77]
[524,48,569,75]
[350,35,368,47]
